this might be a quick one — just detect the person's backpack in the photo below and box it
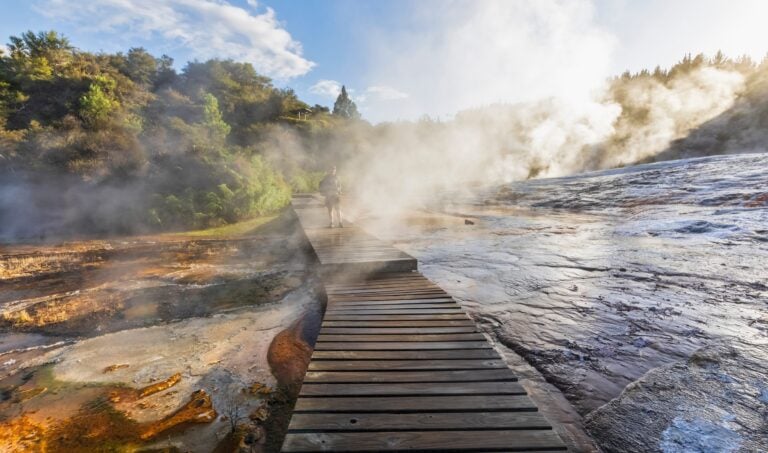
[319,176,333,195]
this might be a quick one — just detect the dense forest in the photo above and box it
[0,31,360,237]
[2,31,767,240]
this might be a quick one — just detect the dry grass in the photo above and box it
[164,216,276,239]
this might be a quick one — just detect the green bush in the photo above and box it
[147,153,291,230]
[79,83,117,127]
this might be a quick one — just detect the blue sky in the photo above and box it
[1,0,767,122]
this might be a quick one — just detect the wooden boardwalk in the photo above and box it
[292,195,416,276]
[283,195,567,452]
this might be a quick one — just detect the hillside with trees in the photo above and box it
[0,31,359,238]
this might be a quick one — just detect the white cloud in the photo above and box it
[36,0,314,79]
[362,0,616,121]
[309,79,342,97]
[365,86,408,101]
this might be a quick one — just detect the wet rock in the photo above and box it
[0,415,45,450]
[585,344,768,452]
[103,363,130,373]
[17,386,46,401]
[248,403,269,422]
[140,389,217,440]
[659,416,742,453]
[108,391,122,403]
[139,372,181,398]
[241,425,266,445]
[267,322,313,387]
[248,382,272,397]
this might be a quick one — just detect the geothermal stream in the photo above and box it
[361,153,768,452]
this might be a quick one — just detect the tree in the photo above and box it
[123,47,158,86]
[5,30,73,80]
[202,92,230,145]
[312,104,330,114]
[79,77,118,127]
[332,85,360,119]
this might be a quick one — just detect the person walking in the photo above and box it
[319,166,343,228]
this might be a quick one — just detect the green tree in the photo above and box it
[122,47,158,86]
[202,92,231,144]
[332,85,360,119]
[5,30,73,81]
[79,81,117,127]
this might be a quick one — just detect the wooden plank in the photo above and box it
[329,294,451,301]
[310,349,500,360]
[319,327,478,334]
[307,359,507,372]
[320,254,415,261]
[326,306,464,316]
[303,369,517,383]
[329,298,456,306]
[318,251,411,257]
[328,287,444,294]
[327,288,444,295]
[326,282,438,291]
[316,333,486,342]
[324,314,470,321]
[282,430,566,452]
[314,341,492,351]
[321,320,476,328]
[286,411,551,432]
[299,382,526,397]
[327,276,434,284]
[293,395,538,413]
[326,303,460,310]
[320,257,415,264]
[331,275,433,281]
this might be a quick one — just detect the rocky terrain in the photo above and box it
[0,212,323,452]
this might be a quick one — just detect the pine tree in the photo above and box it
[332,85,360,119]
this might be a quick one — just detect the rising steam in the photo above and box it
[335,64,748,217]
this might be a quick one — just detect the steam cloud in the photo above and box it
[337,65,747,217]
[325,0,755,216]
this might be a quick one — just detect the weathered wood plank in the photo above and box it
[321,320,476,327]
[282,430,566,452]
[327,288,445,295]
[302,369,517,383]
[314,341,491,351]
[325,309,464,316]
[329,298,455,306]
[310,349,500,360]
[327,303,461,311]
[307,359,507,371]
[293,395,538,413]
[316,333,486,342]
[319,327,478,334]
[328,294,452,301]
[286,411,551,432]
[326,282,438,291]
[324,314,470,321]
[299,381,526,397]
